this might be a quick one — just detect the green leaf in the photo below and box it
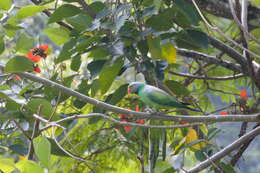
[175,30,209,50]
[146,8,173,31]
[107,84,128,105]
[161,42,176,64]
[70,55,81,71]
[16,5,48,20]
[0,158,15,173]
[147,35,162,59]
[165,80,190,96]
[44,27,70,46]
[187,29,209,49]
[66,13,92,31]
[27,98,53,118]
[0,0,11,10]
[56,39,77,63]
[89,46,110,59]
[9,144,28,155]
[174,0,200,26]
[87,60,107,78]
[16,160,44,173]
[48,4,82,23]
[99,59,124,94]
[218,162,236,173]
[0,36,5,55]
[89,1,106,14]
[5,56,34,73]
[33,136,51,168]
[15,33,34,53]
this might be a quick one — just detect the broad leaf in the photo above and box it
[66,13,92,31]
[99,59,124,94]
[33,136,51,168]
[16,160,44,173]
[0,36,5,55]
[15,33,34,53]
[48,4,82,23]
[27,98,53,118]
[147,35,162,59]
[161,42,176,64]
[0,0,11,10]
[165,80,190,96]
[88,46,110,59]
[70,54,81,71]
[5,56,34,73]
[44,27,70,46]
[16,5,48,20]
[0,158,15,173]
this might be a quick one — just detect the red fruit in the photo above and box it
[240,89,248,100]
[220,111,228,116]
[128,88,131,94]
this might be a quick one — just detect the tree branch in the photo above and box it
[170,71,244,80]
[187,126,260,173]
[39,113,204,132]
[177,48,242,73]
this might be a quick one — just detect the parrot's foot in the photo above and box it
[144,107,157,114]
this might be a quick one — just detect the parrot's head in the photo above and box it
[128,82,145,94]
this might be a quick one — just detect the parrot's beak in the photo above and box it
[128,88,132,94]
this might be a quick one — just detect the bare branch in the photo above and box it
[177,48,242,73]
[170,71,244,80]
[187,126,260,173]
[40,113,204,132]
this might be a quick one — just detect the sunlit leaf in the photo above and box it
[16,160,44,173]
[0,0,11,10]
[27,98,53,118]
[48,4,82,23]
[0,158,15,173]
[33,136,51,168]
[44,27,70,46]
[161,42,176,64]
[5,56,34,73]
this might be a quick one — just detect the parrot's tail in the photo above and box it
[185,106,202,112]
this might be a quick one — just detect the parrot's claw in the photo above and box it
[144,107,157,114]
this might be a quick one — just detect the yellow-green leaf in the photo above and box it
[161,42,176,64]
[147,35,162,59]
[0,158,16,173]
[185,128,205,150]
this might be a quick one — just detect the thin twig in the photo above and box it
[170,71,244,80]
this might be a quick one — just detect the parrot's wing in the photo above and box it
[143,86,179,107]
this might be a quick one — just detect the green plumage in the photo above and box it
[128,82,200,112]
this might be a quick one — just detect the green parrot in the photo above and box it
[128,82,201,112]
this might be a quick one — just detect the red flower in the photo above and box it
[33,65,41,73]
[26,44,49,62]
[27,51,41,62]
[180,121,189,125]
[136,119,145,124]
[121,120,132,132]
[13,75,21,80]
[240,89,248,100]
[220,111,228,116]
